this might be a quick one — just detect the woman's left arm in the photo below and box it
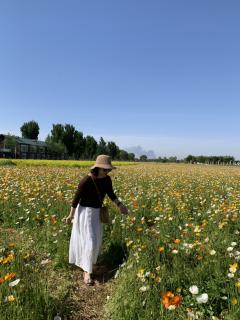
[107,177,128,214]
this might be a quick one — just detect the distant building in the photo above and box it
[0,134,66,159]
[0,134,12,158]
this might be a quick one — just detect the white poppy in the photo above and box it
[189,285,199,295]
[40,259,51,265]
[210,250,216,255]
[139,285,149,292]
[227,273,234,278]
[196,293,208,304]
[9,279,20,287]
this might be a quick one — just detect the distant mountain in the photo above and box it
[124,145,156,159]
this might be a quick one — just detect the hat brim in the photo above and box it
[91,164,116,170]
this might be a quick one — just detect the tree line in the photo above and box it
[20,120,135,160]
[184,154,236,164]
[2,120,237,163]
[139,154,238,164]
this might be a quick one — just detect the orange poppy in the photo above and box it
[4,272,16,281]
[162,291,182,309]
[173,239,181,244]
[172,295,182,306]
[133,201,139,209]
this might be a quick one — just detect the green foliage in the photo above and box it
[0,159,16,166]
[185,155,236,164]
[96,137,108,155]
[107,141,120,160]
[61,124,76,156]
[49,124,76,156]
[118,150,129,161]
[20,121,40,139]
[83,135,98,159]
[45,135,66,155]
[140,155,148,161]
[4,134,17,148]
[73,131,85,159]
[50,124,65,143]
[3,121,135,161]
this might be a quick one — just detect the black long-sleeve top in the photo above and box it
[71,174,118,208]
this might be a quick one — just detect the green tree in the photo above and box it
[185,155,196,163]
[168,156,177,163]
[0,134,5,143]
[96,137,108,155]
[128,153,135,161]
[140,155,148,161]
[107,141,119,159]
[196,155,207,163]
[62,124,76,156]
[84,136,97,159]
[45,135,66,155]
[73,131,85,159]
[50,124,64,143]
[4,134,17,149]
[119,150,129,161]
[223,156,235,164]
[20,121,39,139]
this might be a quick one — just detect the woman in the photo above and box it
[65,155,128,285]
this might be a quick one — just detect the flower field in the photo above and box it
[0,163,239,319]
[0,159,135,167]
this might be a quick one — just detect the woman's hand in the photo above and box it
[119,203,128,215]
[63,207,76,224]
[64,215,73,224]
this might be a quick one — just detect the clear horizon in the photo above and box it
[1,1,240,159]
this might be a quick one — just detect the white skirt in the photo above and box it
[69,205,103,273]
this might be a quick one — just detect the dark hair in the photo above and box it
[90,167,100,176]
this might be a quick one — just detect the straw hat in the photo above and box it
[91,154,116,170]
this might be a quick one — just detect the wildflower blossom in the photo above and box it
[9,279,20,287]
[227,273,234,278]
[139,285,150,292]
[196,293,208,304]
[4,272,16,281]
[162,291,182,309]
[229,263,238,273]
[5,295,16,302]
[231,297,238,305]
[209,250,216,255]
[189,285,199,295]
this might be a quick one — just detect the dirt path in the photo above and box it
[68,265,116,320]
[0,227,119,320]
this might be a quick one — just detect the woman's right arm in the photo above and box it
[65,207,76,224]
[71,175,89,208]
[64,176,89,224]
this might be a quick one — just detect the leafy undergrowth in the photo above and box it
[0,159,16,166]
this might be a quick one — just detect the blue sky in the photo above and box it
[0,0,240,159]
